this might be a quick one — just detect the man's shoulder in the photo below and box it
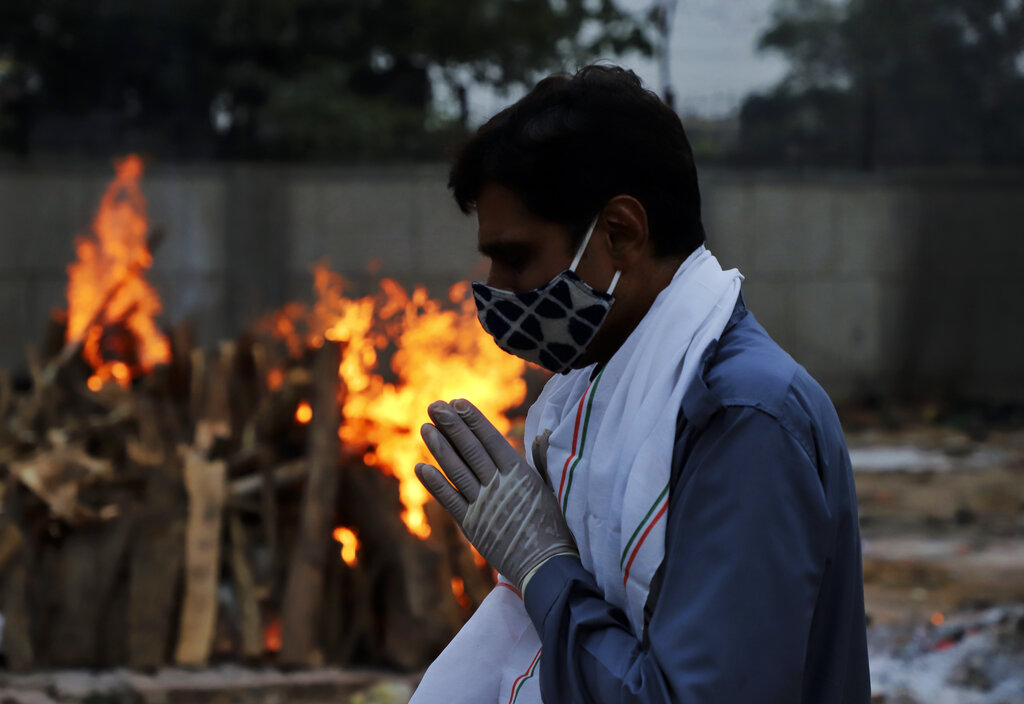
[681,297,838,451]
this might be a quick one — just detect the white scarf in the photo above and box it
[412,246,742,704]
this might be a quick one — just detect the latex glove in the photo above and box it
[531,428,553,490]
[416,399,577,593]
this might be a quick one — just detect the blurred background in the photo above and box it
[0,1,1022,703]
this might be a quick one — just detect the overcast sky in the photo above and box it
[459,0,791,122]
[618,0,790,115]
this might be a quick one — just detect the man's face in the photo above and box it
[475,182,633,370]
[475,183,578,292]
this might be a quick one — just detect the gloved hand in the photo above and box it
[416,399,577,594]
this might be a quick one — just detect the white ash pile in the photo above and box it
[869,604,1024,703]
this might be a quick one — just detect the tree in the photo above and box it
[0,0,652,160]
[737,0,1024,168]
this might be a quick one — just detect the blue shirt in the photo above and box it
[523,295,871,703]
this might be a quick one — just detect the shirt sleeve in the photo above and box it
[522,405,832,704]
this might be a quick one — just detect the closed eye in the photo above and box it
[479,243,532,272]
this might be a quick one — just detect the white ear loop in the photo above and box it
[569,216,621,296]
[607,270,622,295]
[569,216,600,271]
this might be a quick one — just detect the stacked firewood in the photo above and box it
[0,317,494,672]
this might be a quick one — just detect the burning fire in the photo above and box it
[267,368,285,391]
[65,155,170,387]
[451,576,470,612]
[333,526,360,566]
[264,618,282,652]
[295,401,313,424]
[262,264,527,538]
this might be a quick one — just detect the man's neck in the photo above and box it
[575,254,684,368]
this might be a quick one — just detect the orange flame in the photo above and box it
[267,368,285,391]
[332,526,359,566]
[263,618,282,652]
[261,263,527,539]
[66,155,169,387]
[451,576,470,612]
[295,401,313,424]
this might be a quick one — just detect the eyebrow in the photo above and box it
[478,241,532,260]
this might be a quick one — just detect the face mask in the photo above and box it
[472,217,621,374]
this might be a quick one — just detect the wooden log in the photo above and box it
[331,461,404,664]
[174,448,227,666]
[44,512,132,667]
[279,341,341,667]
[2,555,34,671]
[127,479,185,669]
[188,348,207,429]
[127,395,186,670]
[229,459,307,498]
[250,366,312,448]
[139,367,187,442]
[228,512,263,660]
[321,521,385,666]
[173,336,237,666]
[225,445,272,479]
[228,333,265,443]
[233,339,284,599]
[100,567,130,666]
[330,459,461,669]
[6,445,113,525]
[11,346,49,439]
[193,342,235,447]
[380,533,461,670]
[0,510,33,672]
[260,457,283,601]
[0,516,24,575]
[167,319,196,407]
[0,368,11,420]
[333,552,384,664]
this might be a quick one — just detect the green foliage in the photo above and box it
[739,85,861,166]
[738,0,1024,168]
[0,0,652,160]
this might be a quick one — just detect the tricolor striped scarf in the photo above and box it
[411,246,742,704]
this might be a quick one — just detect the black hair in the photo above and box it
[449,64,705,258]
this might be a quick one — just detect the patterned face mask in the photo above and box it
[472,217,621,374]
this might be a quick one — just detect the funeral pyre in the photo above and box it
[0,156,528,671]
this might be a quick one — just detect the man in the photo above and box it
[411,65,870,703]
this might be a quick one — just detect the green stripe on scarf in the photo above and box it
[560,367,605,513]
[619,483,670,568]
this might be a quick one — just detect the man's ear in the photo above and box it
[599,195,650,266]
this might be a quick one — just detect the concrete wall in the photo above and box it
[1,162,1021,402]
[700,171,1024,401]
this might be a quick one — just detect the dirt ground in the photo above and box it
[852,426,1024,622]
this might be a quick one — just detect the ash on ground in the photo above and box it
[853,419,1024,703]
[869,605,1024,704]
